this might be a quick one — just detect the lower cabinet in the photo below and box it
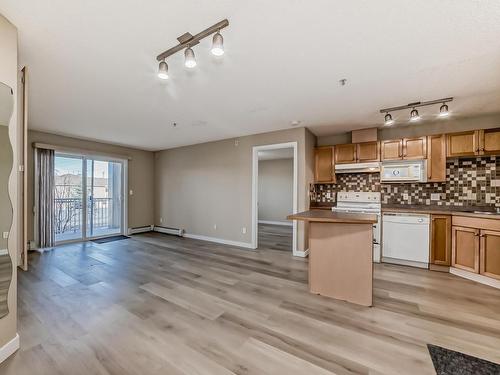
[451,226,480,273]
[430,215,451,266]
[480,230,500,280]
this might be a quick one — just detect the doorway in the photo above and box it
[252,142,298,255]
[52,153,125,243]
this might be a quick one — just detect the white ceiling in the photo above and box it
[258,148,293,161]
[1,1,500,151]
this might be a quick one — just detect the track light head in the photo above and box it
[211,31,224,56]
[439,103,449,117]
[409,108,420,122]
[184,47,197,68]
[158,60,169,80]
[384,113,394,126]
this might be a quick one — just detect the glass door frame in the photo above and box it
[51,152,128,245]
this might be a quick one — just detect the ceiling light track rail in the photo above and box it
[156,19,229,61]
[379,97,453,113]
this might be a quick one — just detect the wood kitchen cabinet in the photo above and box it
[357,141,380,162]
[480,230,500,280]
[381,137,426,161]
[427,134,446,182]
[430,215,451,266]
[381,139,402,160]
[314,146,336,183]
[446,131,478,157]
[451,226,480,273]
[334,144,357,164]
[480,128,500,155]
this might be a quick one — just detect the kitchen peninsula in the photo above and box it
[288,210,377,306]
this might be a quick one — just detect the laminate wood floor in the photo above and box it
[1,232,500,374]
[258,223,292,252]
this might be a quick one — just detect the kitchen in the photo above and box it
[308,124,500,292]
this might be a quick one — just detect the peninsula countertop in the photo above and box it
[288,210,377,224]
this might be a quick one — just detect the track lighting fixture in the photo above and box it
[379,97,452,126]
[211,31,224,56]
[155,19,229,79]
[158,60,169,80]
[409,108,420,122]
[184,47,197,68]
[384,113,394,126]
[439,103,449,117]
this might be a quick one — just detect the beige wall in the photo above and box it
[27,130,155,242]
[317,113,500,146]
[154,127,316,252]
[0,13,18,351]
[258,158,293,223]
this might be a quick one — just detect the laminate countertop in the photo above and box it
[381,205,500,220]
[288,210,377,224]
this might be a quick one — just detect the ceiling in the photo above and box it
[258,148,293,161]
[1,1,500,151]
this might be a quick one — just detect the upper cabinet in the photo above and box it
[314,146,336,184]
[446,131,477,157]
[357,141,380,162]
[334,144,357,164]
[480,129,500,155]
[427,134,446,182]
[381,137,426,161]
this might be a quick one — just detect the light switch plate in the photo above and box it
[2,232,8,239]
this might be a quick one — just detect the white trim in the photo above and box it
[184,233,254,249]
[450,267,500,290]
[258,220,293,227]
[294,248,309,258]
[0,249,8,256]
[0,334,19,364]
[252,142,298,256]
[122,159,129,238]
[128,225,154,235]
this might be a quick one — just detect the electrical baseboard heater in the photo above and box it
[154,226,185,237]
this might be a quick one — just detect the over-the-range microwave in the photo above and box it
[380,160,427,183]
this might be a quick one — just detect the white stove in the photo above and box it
[332,192,382,262]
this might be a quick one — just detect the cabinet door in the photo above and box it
[357,141,380,162]
[427,134,446,182]
[381,139,402,161]
[314,147,335,183]
[452,226,480,273]
[402,137,427,160]
[479,128,500,155]
[480,230,500,280]
[334,144,357,164]
[446,131,478,157]
[430,215,451,266]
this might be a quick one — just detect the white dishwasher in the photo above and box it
[382,213,430,269]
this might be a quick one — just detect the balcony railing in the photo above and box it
[54,197,118,237]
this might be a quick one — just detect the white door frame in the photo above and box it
[252,142,298,256]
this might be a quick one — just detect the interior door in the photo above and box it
[86,158,123,238]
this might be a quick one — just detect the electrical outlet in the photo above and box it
[213,224,217,230]
[2,232,8,239]
[129,189,134,196]
[159,217,163,223]
[242,227,247,234]
[431,193,441,201]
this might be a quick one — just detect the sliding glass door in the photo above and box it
[54,154,124,243]
[86,159,123,238]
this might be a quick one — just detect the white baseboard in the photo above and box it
[128,225,154,235]
[293,248,309,258]
[0,334,19,364]
[450,267,500,290]
[0,249,7,256]
[184,233,254,249]
[258,220,293,227]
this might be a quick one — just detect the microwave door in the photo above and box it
[382,166,417,182]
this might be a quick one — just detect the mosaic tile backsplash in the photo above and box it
[311,156,500,208]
